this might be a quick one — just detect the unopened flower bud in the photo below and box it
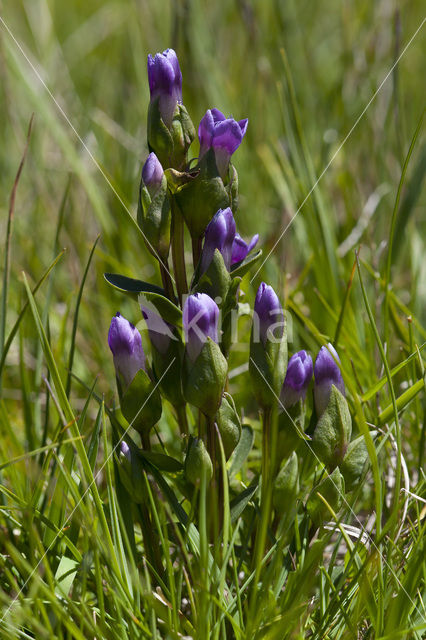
[254,282,284,346]
[184,437,213,486]
[108,313,146,389]
[141,152,164,198]
[280,350,313,409]
[249,283,287,408]
[183,293,219,363]
[147,48,195,168]
[314,344,345,416]
[147,48,182,128]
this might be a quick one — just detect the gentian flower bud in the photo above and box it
[147,48,195,168]
[314,343,345,416]
[198,108,248,178]
[249,283,287,408]
[231,232,259,265]
[141,152,164,198]
[254,282,284,346]
[138,152,171,261]
[108,313,146,389]
[183,293,219,363]
[280,350,313,409]
[200,207,236,273]
[147,48,182,128]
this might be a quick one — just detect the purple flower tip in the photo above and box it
[147,48,182,127]
[108,313,146,388]
[200,207,236,272]
[142,153,164,194]
[254,282,284,345]
[198,108,248,177]
[314,343,345,415]
[280,350,313,408]
[183,293,219,362]
[231,233,259,265]
[120,441,131,461]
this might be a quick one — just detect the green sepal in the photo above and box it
[174,148,230,239]
[340,434,370,492]
[120,369,162,436]
[312,385,352,469]
[220,277,241,357]
[151,334,185,406]
[273,451,299,514]
[170,103,196,164]
[184,436,213,486]
[147,99,195,169]
[137,174,171,261]
[217,392,242,459]
[193,249,231,301]
[183,337,228,417]
[307,467,344,527]
[226,163,239,211]
[249,323,288,408]
[277,400,308,460]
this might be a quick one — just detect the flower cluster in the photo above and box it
[106,47,367,543]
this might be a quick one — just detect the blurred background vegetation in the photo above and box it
[1,0,425,437]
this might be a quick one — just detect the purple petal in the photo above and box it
[142,153,163,193]
[183,293,219,362]
[314,344,345,415]
[212,118,244,156]
[108,313,146,387]
[254,283,284,345]
[231,233,259,265]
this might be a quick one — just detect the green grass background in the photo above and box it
[0,1,425,638]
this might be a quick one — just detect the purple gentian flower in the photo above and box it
[183,293,219,362]
[254,282,284,346]
[108,313,146,388]
[147,48,182,127]
[231,233,259,265]
[200,207,236,272]
[314,343,345,416]
[198,108,248,178]
[141,152,164,198]
[280,350,313,409]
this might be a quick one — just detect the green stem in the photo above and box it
[141,430,151,451]
[249,406,275,621]
[171,204,188,305]
[160,260,176,303]
[176,404,189,436]
[192,236,202,270]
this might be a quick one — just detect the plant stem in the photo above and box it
[159,260,176,302]
[192,236,202,270]
[171,203,188,304]
[141,431,151,451]
[176,403,189,436]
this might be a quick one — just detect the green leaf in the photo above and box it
[229,424,255,478]
[104,272,164,297]
[139,450,183,473]
[230,480,258,522]
[138,291,183,327]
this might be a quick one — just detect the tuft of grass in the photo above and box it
[0,1,425,638]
